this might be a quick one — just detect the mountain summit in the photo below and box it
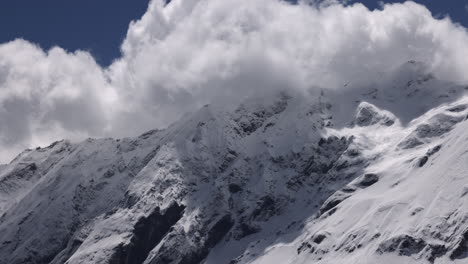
[1,70,468,264]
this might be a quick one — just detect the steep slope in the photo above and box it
[242,99,468,264]
[1,63,468,264]
[0,134,165,263]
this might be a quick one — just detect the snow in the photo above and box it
[1,64,468,263]
[232,94,468,264]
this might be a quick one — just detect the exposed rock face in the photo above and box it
[356,173,379,187]
[354,102,396,127]
[109,202,185,264]
[1,74,468,264]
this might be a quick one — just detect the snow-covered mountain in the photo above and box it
[1,62,468,264]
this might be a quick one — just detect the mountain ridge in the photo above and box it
[1,67,468,264]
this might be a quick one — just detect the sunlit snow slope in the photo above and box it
[1,62,468,264]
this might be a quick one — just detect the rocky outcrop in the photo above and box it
[2,85,468,264]
[109,203,185,264]
[354,102,396,127]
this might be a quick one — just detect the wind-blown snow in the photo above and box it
[1,65,468,264]
[2,0,468,162]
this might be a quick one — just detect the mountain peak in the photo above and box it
[1,79,468,264]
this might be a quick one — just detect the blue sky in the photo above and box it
[0,0,149,66]
[0,0,467,66]
[1,0,468,162]
[349,0,468,25]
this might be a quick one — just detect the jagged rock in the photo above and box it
[1,85,468,264]
[251,196,279,221]
[377,234,427,256]
[319,191,351,215]
[450,230,468,260]
[312,232,328,244]
[354,102,395,127]
[233,93,289,135]
[109,203,185,264]
[399,113,464,149]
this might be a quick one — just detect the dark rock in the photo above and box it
[448,105,467,113]
[357,173,379,187]
[297,242,313,254]
[251,196,278,220]
[417,145,442,167]
[122,193,139,209]
[427,244,448,263]
[228,184,242,194]
[345,148,360,158]
[27,163,37,171]
[49,236,85,264]
[205,215,235,248]
[303,136,352,176]
[355,102,395,127]
[341,186,356,193]
[450,230,468,260]
[109,202,185,264]
[175,215,235,264]
[312,233,327,244]
[415,114,464,139]
[399,113,464,150]
[103,169,115,178]
[233,95,289,135]
[46,140,64,149]
[263,122,275,132]
[427,145,442,156]
[418,156,429,167]
[319,191,351,215]
[335,160,349,171]
[138,129,161,139]
[219,150,238,173]
[234,223,260,240]
[377,234,426,256]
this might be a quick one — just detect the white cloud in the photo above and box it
[1,0,468,162]
[0,40,118,161]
